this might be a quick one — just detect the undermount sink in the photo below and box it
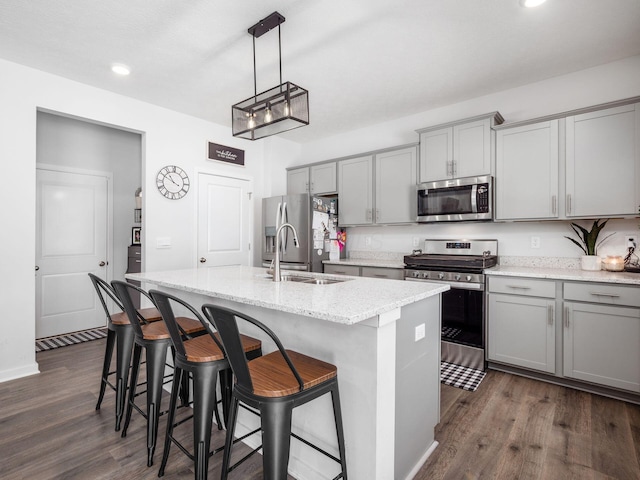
[280,275,350,285]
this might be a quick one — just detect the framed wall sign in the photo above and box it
[132,227,141,245]
[208,142,245,166]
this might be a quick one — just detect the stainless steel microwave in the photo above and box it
[417,175,493,222]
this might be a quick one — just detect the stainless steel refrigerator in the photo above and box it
[262,193,343,272]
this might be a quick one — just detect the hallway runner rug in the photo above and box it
[440,361,486,392]
[36,327,108,352]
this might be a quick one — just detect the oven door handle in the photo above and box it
[405,277,484,291]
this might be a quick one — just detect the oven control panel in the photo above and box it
[405,269,483,285]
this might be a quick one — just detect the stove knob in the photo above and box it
[438,272,445,280]
[421,272,429,279]
[465,275,472,282]
[454,274,461,281]
[412,271,420,278]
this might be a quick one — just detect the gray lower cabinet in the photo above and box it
[324,264,404,280]
[563,282,640,393]
[127,245,142,308]
[487,277,556,374]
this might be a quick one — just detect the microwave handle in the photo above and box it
[471,184,478,213]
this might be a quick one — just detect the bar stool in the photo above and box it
[112,280,205,467]
[201,304,348,480]
[149,290,262,480]
[88,273,162,431]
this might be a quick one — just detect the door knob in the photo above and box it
[200,257,207,263]
[35,265,40,271]
[99,261,106,267]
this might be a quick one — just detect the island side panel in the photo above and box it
[163,287,395,480]
[395,295,441,480]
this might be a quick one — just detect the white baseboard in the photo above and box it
[0,362,40,383]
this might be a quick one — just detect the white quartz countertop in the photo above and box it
[126,266,448,325]
[485,265,640,285]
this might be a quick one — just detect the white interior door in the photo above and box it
[197,173,252,267]
[36,168,109,338]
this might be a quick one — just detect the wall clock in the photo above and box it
[156,165,190,200]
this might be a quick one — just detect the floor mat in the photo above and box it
[36,328,108,352]
[440,361,486,392]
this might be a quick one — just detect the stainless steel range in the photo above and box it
[404,239,498,371]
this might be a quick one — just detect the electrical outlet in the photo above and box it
[415,323,425,342]
[628,236,637,249]
[412,237,420,248]
[530,236,540,249]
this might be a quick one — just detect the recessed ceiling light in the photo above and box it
[521,0,547,7]
[111,64,130,76]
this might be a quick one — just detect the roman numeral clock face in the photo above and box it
[156,165,190,200]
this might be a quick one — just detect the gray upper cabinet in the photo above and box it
[375,146,418,224]
[287,162,337,195]
[495,120,559,220]
[565,102,639,217]
[338,155,374,225]
[418,113,503,183]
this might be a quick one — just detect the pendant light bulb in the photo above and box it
[265,105,273,123]
[247,112,255,129]
[284,100,290,117]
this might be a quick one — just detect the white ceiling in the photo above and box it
[1,0,639,144]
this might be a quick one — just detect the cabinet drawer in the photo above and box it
[127,257,142,273]
[564,282,640,308]
[323,264,360,276]
[361,267,404,280]
[488,276,556,298]
[128,245,141,258]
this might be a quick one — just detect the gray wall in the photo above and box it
[36,111,142,282]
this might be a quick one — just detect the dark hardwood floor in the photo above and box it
[1,338,639,479]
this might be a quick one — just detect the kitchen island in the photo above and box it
[126,266,448,480]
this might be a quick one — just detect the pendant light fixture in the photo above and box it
[232,12,309,140]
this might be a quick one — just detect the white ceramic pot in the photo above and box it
[580,255,602,271]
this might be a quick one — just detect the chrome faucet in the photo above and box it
[273,222,299,282]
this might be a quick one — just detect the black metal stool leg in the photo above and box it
[262,401,293,480]
[114,324,135,431]
[331,385,348,479]
[158,367,183,477]
[221,396,240,480]
[121,343,142,438]
[146,341,169,467]
[192,365,218,480]
[96,327,116,411]
[218,368,233,430]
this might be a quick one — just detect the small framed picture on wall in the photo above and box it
[132,227,141,245]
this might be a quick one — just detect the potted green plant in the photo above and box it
[564,219,614,270]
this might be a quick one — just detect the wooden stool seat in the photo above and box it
[141,316,204,340]
[110,307,162,326]
[249,350,337,397]
[183,333,262,363]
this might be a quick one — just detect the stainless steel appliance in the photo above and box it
[404,239,498,371]
[262,194,342,272]
[417,175,492,223]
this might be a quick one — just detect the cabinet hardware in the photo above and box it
[548,305,554,325]
[35,265,39,271]
[366,209,372,221]
[551,195,557,215]
[564,306,570,328]
[589,292,621,298]
[374,274,387,278]
[566,194,572,214]
[507,285,531,290]
[310,182,314,193]
[452,160,457,177]
[200,257,207,263]
[375,209,380,222]
[305,182,309,193]
[99,261,106,267]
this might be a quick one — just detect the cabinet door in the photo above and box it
[563,302,640,392]
[310,162,337,195]
[287,167,309,195]
[375,146,417,224]
[488,294,556,373]
[419,127,453,183]
[565,103,639,217]
[495,121,559,220]
[338,156,373,225]
[453,117,492,179]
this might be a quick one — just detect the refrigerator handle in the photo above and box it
[281,202,288,254]
[275,202,282,255]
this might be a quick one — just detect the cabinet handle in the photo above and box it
[589,292,621,298]
[551,195,557,215]
[366,209,372,221]
[310,182,314,193]
[548,305,554,325]
[334,270,347,275]
[507,285,531,290]
[305,182,310,193]
[566,194,572,214]
[564,306,570,328]
[452,160,457,177]
[374,274,388,278]
[375,209,380,222]
[446,160,452,177]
